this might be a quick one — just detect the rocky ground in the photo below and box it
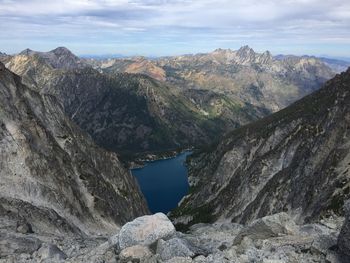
[1,205,350,263]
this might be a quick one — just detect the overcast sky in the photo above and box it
[0,0,349,57]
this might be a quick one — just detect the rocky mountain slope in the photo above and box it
[172,68,350,229]
[41,68,269,155]
[0,62,148,239]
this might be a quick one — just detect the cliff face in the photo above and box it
[0,62,148,237]
[172,68,350,228]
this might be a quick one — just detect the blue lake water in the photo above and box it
[131,151,191,214]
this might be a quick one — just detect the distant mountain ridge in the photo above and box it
[275,54,350,73]
[17,47,87,70]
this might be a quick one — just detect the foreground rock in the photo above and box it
[0,211,346,262]
[119,213,176,249]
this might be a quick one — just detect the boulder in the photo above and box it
[119,213,175,249]
[338,200,350,256]
[36,243,67,261]
[157,238,195,261]
[233,213,298,245]
[119,245,154,262]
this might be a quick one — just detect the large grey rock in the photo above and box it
[338,200,350,256]
[119,213,176,249]
[157,238,195,261]
[233,213,298,245]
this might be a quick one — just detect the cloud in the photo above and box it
[0,0,349,56]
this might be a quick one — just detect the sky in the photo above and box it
[0,0,349,57]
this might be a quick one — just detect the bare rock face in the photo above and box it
[119,213,176,249]
[172,68,350,228]
[0,62,148,237]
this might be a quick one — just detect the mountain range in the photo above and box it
[1,46,340,157]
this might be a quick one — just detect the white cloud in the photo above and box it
[0,0,349,56]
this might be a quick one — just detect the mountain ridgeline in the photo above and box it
[1,46,338,156]
[171,68,350,229]
[0,62,148,237]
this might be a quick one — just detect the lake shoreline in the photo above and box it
[128,147,193,169]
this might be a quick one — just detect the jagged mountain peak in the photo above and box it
[238,45,255,52]
[19,48,35,56]
[50,46,76,57]
[13,46,87,70]
[212,48,233,53]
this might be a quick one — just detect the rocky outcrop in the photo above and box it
[172,68,350,228]
[0,62,148,239]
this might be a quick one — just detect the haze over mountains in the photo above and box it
[1,46,341,156]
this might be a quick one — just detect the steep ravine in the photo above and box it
[172,68,350,229]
